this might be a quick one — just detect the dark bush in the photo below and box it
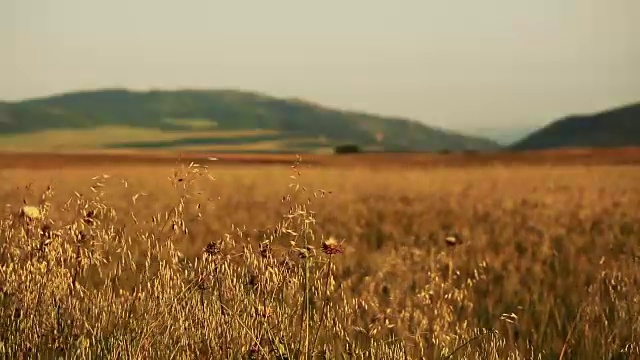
[334,144,362,154]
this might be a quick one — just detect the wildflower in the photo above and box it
[19,205,41,220]
[322,237,343,255]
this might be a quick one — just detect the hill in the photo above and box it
[0,89,500,153]
[511,102,640,151]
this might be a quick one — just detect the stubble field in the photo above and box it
[0,152,639,359]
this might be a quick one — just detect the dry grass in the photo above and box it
[0,158,639,359]
[3,146,640,170]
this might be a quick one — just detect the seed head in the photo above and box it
[83,210,96,225]
[247,273,260,288]
[445,235,462,247]
[296,245,316,259]
[259,241,272,259]
[196,274,210,291]
[255,304,271,319]
[500,312,518,324]
[75,231,89,244]
[279,258,295,274]
[322,237,344,255]
[41,224,53,239]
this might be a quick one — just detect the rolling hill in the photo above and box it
[0,89,500,153]
[511,102,640,151]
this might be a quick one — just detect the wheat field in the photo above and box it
[0,157,639,359]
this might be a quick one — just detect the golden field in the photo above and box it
[0,151,639,359]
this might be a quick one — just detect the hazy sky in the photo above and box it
[1,0,639,131]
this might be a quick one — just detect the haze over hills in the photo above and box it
[0,89,500,153]
[463,125,539,146]
[511,102,640,151]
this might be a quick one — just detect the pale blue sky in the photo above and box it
[1,0,639,131]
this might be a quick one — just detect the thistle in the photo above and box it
[321,237,343,255]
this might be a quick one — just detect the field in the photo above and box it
[1,150,639,359]
[0,126,329,154]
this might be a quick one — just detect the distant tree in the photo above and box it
[334,144,361,154]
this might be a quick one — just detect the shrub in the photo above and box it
[334,144,362,154]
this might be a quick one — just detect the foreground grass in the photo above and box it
[0,161,639,359]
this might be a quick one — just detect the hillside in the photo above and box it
[511,102,640,151]
[0,89,500,153]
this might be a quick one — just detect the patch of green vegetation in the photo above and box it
[161,118,218,130]
[106,133,287,149]
[0,126,283,152]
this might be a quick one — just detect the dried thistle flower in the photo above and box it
[204,241,221,256]
[246,344,260,360]
[322,237,343,255]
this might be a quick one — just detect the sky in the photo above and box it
[1,0,639,133]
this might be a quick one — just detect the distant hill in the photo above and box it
[511,102,640,151]
[0,89,500,153]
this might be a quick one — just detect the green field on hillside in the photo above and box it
[0,125,335,153]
